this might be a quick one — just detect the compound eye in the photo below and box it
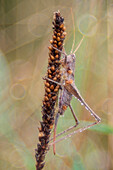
[71,54,75,61]
[72,54,75,58]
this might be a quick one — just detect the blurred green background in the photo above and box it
[0,0,113,169]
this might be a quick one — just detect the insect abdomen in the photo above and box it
[58,88,72,115]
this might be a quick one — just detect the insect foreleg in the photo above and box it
[52,46,67,56]
[52,46,68,65]
[43,77,62,87]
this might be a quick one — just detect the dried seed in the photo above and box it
[63,32,67,36]
[54,88,58,92]
[53,35,56,39]
[54,40,57,44]
[57,29,60,33]
[55,54,59,59]
[38,127,42,132]
[48,94,51,98]
[55,50,59,54]
[51,66,55,71]
[53,72,56,76]
[40,155,45,162]
[45,82,49,87]
[67,69,73,74]
[63,26,66,31]
[49,124,53,129]
[46,88,51,93]
[50,85,54,90]
[45,96,49,101]
[48,69,52,74]
[50,40,53,44]
[53,77,57,81]
[52,96,57,100]
[57,33,60,36]
[58,42,62,46]
[48,74,52,79]
[43,101,46,106]
[57,37,60,41]
[39,132,44,137]
[56,69,60,73]
[62,105,67,110]
[65,79,73,84]
[60,24,64,28]
[57,74,61,79]
[50,55,55,60]
[47,102,50,107]
[56,85,60,89]
[55,60,60,64]
[61,35,64,39]
[48,46,52,50]
[53,44,57,48]
[54,31,57,35]
[49,59,52,64]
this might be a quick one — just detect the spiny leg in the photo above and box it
[53,112,60,155]
[52,104,79,154]
[50,124,77,142]
[64,83,101,122]
[50,104,80,142]
[50,85,101,146]
[49,121,99,146]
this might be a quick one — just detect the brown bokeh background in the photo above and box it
[0,0,113,170]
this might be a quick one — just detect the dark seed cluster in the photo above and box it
[35,11,66,170]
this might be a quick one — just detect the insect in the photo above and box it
[45,10,101,154]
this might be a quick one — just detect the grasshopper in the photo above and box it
[45,37,101,155]
[45,11,101,154]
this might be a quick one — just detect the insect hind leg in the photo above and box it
[49,120,100,146]
[53,112,60,155]
[49,101,101,146]
[51,104,79,153]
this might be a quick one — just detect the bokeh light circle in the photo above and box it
[10,83,26,100]
[102,98,113,115]
[78,14,98,37]
[28,12,51,37]
[9,148,25,169]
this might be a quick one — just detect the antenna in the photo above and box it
[70,8,76,54]
[73,36,84,54]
